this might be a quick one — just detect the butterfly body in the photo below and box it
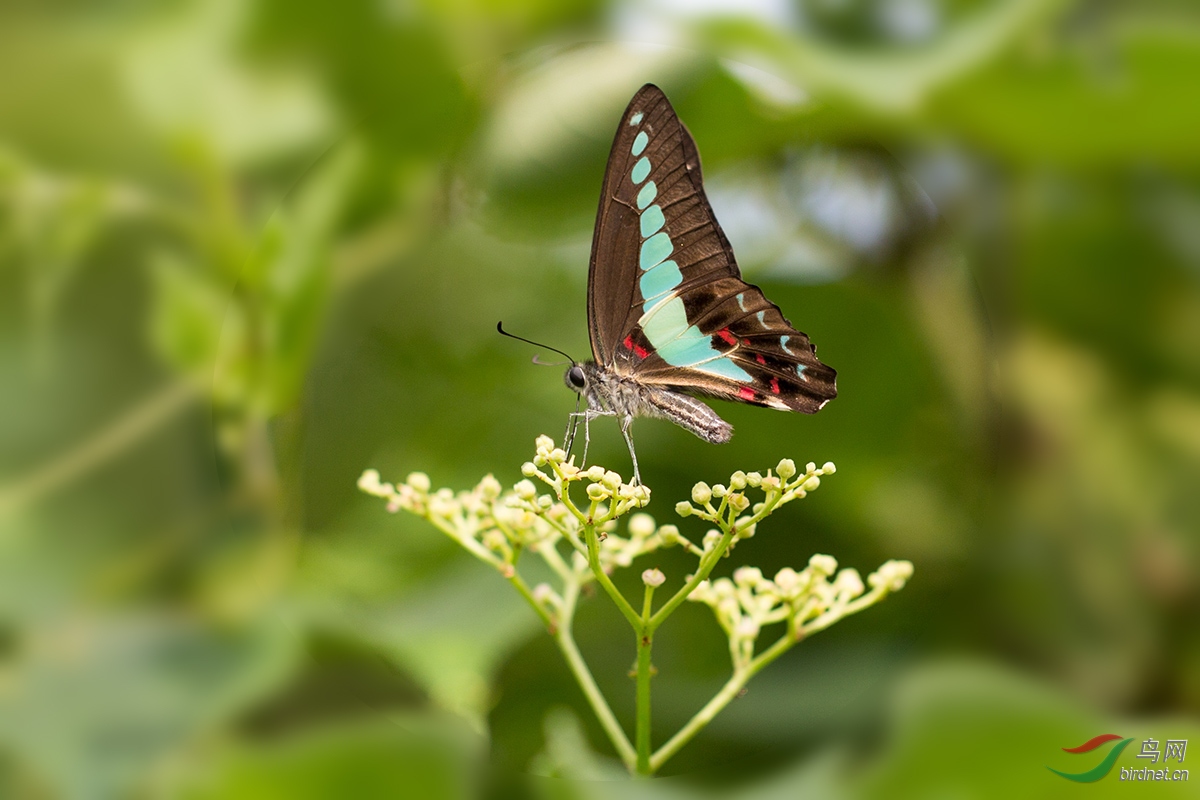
[566,361,733,444]
[563,84,837,481]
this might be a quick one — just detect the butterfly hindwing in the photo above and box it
[588,84,836,413]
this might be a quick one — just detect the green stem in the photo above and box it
[506,571,554,631]
[554,580,637,771]
[585,522,641,630]
[0,379,197,516]
[635,625,653,774]
[648,526,737,632]
[650,631,794,772]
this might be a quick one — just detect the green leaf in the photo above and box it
[0,615,299,799]
[149,252,235,377]
[173,714,484,800]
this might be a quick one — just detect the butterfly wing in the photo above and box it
[586,84,836,413]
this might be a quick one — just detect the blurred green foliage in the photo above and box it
[1,0,1198,797]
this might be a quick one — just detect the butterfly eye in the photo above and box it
[566,366,586,389]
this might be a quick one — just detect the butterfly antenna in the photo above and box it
[496,322,576,363]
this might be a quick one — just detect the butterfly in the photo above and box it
[557,84,837,482]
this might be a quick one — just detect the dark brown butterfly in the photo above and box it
[553,84,836,482]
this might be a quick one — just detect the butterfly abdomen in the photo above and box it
[580,362,733,444]
[644,386,733,444]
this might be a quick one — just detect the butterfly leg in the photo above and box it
[619,414,641,485]
[567,408,614,469]
[563,412,579,457]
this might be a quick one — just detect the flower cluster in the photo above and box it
[359,435,913,776]
[688,555,914,668]
[669,459,838,561]
[358,436,677,591]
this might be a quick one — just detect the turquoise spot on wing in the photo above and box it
[639,232,673,270]
[640,205,665,237]
[631,131,648,156]
[641,296,691,344]
[631,157,651,184]
[630,111,643,125]
[736,293,747,312]
[657,333,721,366]
[756,311,766,326]
[640,261,681,301]
[695,357,753,381]
[796,364,808,380]
[780,335,793,354]
[636,181,657,210]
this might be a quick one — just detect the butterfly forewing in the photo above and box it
[587,84,836,414]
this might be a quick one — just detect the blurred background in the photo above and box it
[2,0,1198,797]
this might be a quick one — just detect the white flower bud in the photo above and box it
[734,616,760,639]
[406,472,432,492]
[537,495,553,509]
[521,462,538,477]
[809,554,838,576]
[642,568,666,587]
[628,513,655,538]
[732,517,756,537]
[776,459,796,480]
[801,476,820,492]
[774,567,801,596]
[549,448,567,464]
[535,435,554,453]
[586,465,606,481]
[657,524,679,544]
[733,566,763,587]
[602,471,622,490]
[870,560,914,591]
[745,471,762,487]
[357,469,383,494]
[729,494,750,513]
[478,474,502,500]
[822,462,836,474]
[586,482,608,501]
[805,462,817,475]
[482,530,506,550]
[702,530,722,550]
[760,475,781,491]
[717,596,740,619]
[675,501,693,517]
[691,482,712,504]
[514,479,537,501]
[729,471,747,490]
[833,568,864,597]
[711,483,727,499]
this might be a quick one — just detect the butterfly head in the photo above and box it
[564,363,590,395]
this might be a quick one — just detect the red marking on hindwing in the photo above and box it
[770,377,780,394]
[717,328,737,346]
[743,338,753,346]
[738,387,756,401]
[755,353,766,365]
[624,334,648,359]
